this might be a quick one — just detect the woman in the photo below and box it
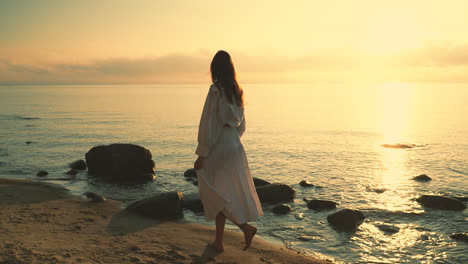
[194,50,263,252]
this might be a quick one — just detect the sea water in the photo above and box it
[0,84,467,263]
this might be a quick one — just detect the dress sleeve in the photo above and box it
[195,85,221,157]
[237,116,246,137]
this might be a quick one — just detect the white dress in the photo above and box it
[195,84,263,224]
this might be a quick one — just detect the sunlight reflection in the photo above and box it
[358,223,427,264]
[377,148,414,211]
[381,149,407,188]
[378,83,414,143]
[375,83,417,211]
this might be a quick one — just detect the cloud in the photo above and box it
[0,59,49,74]
[1,44,468,85]
[0,53,211,84]
[55,55,207,76]
[382,43,468,68]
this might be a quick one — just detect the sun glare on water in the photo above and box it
[375,83,416,209]
[378,83,414,143]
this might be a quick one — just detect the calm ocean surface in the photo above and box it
[0,84,467,263]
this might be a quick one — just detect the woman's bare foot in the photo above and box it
[241,224,257,250]
[208,242,224,253]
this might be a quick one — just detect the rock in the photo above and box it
[450,233,468,243]
[36,170,48,177]
[412,174,432,182]
[416,195,466,211]
[307,199,337,211]
[126,191,184,219]
[184,168,197,178]
[85,144,155,183]
[256,184,295,203]
[327,209,365,231]
[66,169,78,176]
[299,180,314,187]
[366,186,387,193]
[294,213,304,220]
[183,169,199,186]
[272,204,292,215]
[376,224,400,235]
[382,143,413,148]
[69,159,87,170]
[182,194,204,214]
[253,178,271,188]
[83,192,107,202]
[419,235,429,241]
[382,143,427,149]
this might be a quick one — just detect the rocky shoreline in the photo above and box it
[0,178,334,264]
[5,143,466,263]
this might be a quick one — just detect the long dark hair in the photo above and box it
[210,50,244,106]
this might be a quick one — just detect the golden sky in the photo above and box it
[1,0,468,84]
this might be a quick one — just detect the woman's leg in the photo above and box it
[236,223,257,250]
[211,212,257,251]
[210,212,226,252]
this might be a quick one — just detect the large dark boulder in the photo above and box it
[307,199,337,211]
[253,178,271,188]
[416,195,466,211]
[126,191,184,219]
[327,209,365,231]
[182,193,204,214]
[85,144,155,183]
[69,159,87,170]
[256,184,295,203]
[183,198,204,214]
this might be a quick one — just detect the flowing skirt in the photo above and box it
[196,127,263,224]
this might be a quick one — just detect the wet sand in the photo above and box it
[0,178,335,264]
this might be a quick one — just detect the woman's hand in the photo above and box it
[194,156,205,170]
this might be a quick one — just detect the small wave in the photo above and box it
[448,168,468,176]
[363,208,424,220]
[0,115,41,120]
[8,169,30,175]
[13,115,40,120]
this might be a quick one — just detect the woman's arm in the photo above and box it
[195,85,221,158]
[237,116,246,137]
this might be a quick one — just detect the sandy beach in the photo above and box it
[0,178,335,264]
